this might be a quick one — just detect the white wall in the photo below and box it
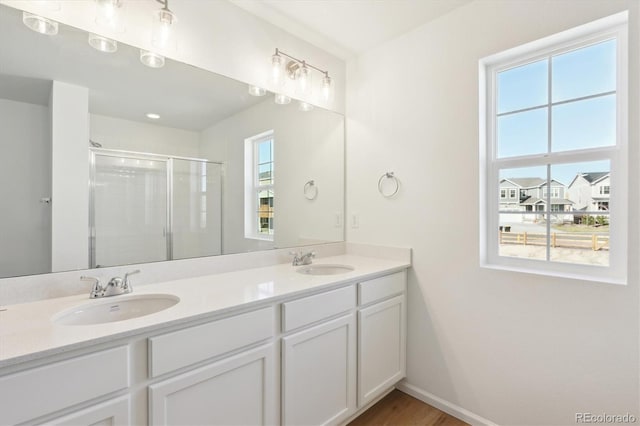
[51,81,89,272]
[0,99,51,277]
[346,0,639,424]
[200,99,344,254]
[2,0,346,114]
[90,114,200,158]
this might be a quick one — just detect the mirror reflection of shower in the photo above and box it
[89,149,223,268]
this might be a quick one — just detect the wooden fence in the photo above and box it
[499,231,609,251]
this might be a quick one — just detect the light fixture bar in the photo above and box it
[274,48,330,77]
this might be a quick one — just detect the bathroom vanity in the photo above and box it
[0,254,409,425]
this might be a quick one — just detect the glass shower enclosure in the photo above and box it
[89,150,222,268]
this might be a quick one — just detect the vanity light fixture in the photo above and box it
[248,85,267,96]
[271,51,285,87]
[274,93,291,105]
[146,113,161,120]
[298,101,313,112]
[140,50,165,68]
[88,33,118,53]
[151,0,177,51]
[22,12,58,35]
[270,48,334,101]
[321,75,334,102]
[94,0,125,33]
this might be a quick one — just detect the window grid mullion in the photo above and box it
[545,54,553,261]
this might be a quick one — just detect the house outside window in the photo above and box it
[244,130,274,240]
[480,13,628,283]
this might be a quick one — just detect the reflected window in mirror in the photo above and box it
[245,130,274,241]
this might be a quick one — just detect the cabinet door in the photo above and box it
[358,295,406,406]
[282,314,357,426]
[149,344,276,426]
[44,396,130,426]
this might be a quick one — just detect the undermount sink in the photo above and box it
[296,264,355,276]
[52,294,180,326]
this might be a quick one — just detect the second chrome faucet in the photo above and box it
[290,251,316,266]
[81,269,141,298]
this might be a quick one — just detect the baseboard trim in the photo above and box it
[396,382,498,426]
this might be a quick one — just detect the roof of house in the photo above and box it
[580,172,609,183]
[568,171,610,187]
[500,178,565,188]
[520,197,574,206]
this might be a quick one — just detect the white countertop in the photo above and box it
[0,254,409,367]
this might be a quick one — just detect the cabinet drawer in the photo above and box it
[282,285,356,332]
[0,346,129,425]
[358,271,406,306]
[149,306,274,377]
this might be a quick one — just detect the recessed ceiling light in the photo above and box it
[274,93,291,105]
[140,50,165,68]
[22,12,58,35]
[298,101,314,112]
[88,33,118,53]
[146,113,160,120]
[248,85,267,96]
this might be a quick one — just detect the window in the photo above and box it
[244,130,274,240]
[480,13,627,283]
[543,186,561,198]
[500,189,507,198]
[509,189,517,199]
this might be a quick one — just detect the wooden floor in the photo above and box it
[348,390,469,426]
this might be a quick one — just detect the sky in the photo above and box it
[496,39,616,185]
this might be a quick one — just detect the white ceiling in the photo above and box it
[230,0,472,59]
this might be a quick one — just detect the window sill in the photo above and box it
[480,262,626,286]
[245,235,274,242]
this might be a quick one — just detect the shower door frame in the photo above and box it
[89,148,224,269]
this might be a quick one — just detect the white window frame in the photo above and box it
[509,189,517,199]
[479,12,628,284]
[244,130,274,241]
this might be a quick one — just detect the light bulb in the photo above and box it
[94,0,125,33]
[274,94,291,105]
[88,33,118,53]
[151,7,176,51]
[22,12,58,35]
[271,53,284,87]
[140,50,165,68]
[298,101,314,112]
[322,75,334,102]
[248,85,267,96]
[297,63,312,95]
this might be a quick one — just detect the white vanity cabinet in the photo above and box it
[357,271,407,407]
[281,285,358,426]
[44,396,130,426]
[0,346,130,426]
[147,306,277,426]
[0,265,409,426]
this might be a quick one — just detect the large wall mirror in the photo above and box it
[0,4,344,279]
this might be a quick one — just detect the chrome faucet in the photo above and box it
[81,269,140,298]
[290,250,316,266]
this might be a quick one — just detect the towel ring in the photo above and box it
[304,180,318,200]
[378,172,399,198]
